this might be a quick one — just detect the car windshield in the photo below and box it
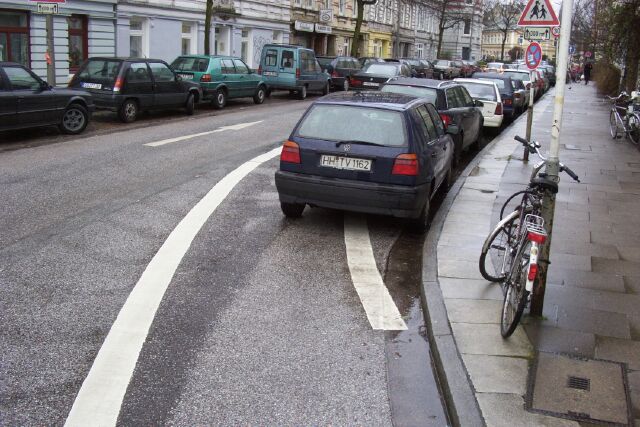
[362,63,398,76]
[381,84,437,104]
[76,59,122,83]
[436,60,450,66]
[170,57,210,72]
[457,83,497,101]
[296,104,407,147]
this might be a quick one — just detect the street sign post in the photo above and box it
[518,0,560,27]
[524,27,551,41]
[525,42,543,70]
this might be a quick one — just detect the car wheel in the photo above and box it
[118,99,138,123]
[212,89,227,110]
[342,78,350,91]
[59,103,89,135]
[281,202,305,218]
[297,86,307,100]
[253,85,266,104]
[408,197,431,233]
[185,93,195,115]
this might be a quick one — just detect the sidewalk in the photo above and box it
[427,84,640,426]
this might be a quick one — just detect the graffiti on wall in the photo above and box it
[253,35,271,66]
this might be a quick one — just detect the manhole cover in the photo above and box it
[526,352,632,426]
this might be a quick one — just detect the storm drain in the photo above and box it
[526,352,632,426]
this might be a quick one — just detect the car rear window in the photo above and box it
[317,57,333,68]
[381,84,437,105]
[436,60,450,66]
[296,104,407,147]
[362,63,398,76]
[76,59,122,84]
[457,82,497,101]
[476,77,506,90]
[503,72,528,81]
[171,57,209,72]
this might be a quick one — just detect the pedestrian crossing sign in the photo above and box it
[518,0,560,27]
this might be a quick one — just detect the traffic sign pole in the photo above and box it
[531,0,574,317]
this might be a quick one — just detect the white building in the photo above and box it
[440,0,483,60]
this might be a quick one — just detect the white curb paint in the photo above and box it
[144,120,264,147]
[344,214,407,331]
[64,146,280,427]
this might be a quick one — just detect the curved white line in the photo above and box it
[344,214,407,331]
[65,147,281,426]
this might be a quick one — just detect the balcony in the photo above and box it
[212,0,236,13]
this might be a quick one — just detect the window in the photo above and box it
[299,50,317,72]
[241,29,250,64]
[381,85,437,105]
[373,39,382,57]
[233,59,249,74]
[4,66,41,90]
[463,18,471,35]
[0,11,29,66]
[220,59,235,74]
[416,105,436,141]
[68,15,87,72]
[272,30,282,43]
[148,62,175,82]
[458,87,475,107]
[339,0,346,15]
[416,43,424,59]
[129,18,147,57]
[427,104,445,136]
[352,0,358,17]
[281,50,294,68]
[265,49,278,67]
[126,62,151,82]
[181,22,196,55]
[446,88,461,108]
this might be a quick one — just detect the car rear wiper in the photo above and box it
[335,140,382,148]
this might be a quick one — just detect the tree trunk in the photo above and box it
[500,30,507,61]
[351,0,365,57]
[204,0,213,55]
[625,9,640,92]
[436,3,447,58]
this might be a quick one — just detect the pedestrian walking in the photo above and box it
[584,61,593,85]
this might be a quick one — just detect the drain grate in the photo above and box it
[526,352,632,426]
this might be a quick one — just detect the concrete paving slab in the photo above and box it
[444,299,502,324]
[523,324,596,358]
[549,240,619,260]
[463,354,528,394]
[547,268,625,292]
[439,259,485,280]
[618,246,640,263]
[548,253,592,271]
[592,257,640,276]
[476,393,579,427]
[555,305,631,339]
[439,277,503,301]
[595,336,640,370]
[451,323,533,357]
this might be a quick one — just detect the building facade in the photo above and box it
[440,0,483,61]
[1,0,116,84]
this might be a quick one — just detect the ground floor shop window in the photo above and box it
[372,39,382,57]
[68,15,87,72]
[181,22,195,55]
[0,11,30,66]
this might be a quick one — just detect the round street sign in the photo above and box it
[551,26,560,38]
[525,41,543,70]
[585,51,593,58]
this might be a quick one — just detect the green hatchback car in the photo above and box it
[171,55,268,109]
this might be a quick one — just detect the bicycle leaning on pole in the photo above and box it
[478,136,580,337]
[607,91,640,145]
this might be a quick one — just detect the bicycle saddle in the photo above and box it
[530,177,558,193]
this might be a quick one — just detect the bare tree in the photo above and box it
[352,0,379,57]
[420,0,472,58]
[483,0,525,61]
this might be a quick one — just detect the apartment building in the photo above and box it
[440,0,483,60]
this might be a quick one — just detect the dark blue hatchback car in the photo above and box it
[275,91,456,230]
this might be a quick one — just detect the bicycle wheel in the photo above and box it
[479,210,520,282]
[500,240,531,338]
[610,110,619,139]
[628,114,640,145]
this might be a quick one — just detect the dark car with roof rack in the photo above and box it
[316,55,361,91]
[68,57,202,123]
[275,91,455,231]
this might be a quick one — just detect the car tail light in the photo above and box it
[495,103,503,115]
[504,98,512,106]
[200,74,211,82]
[439,113,453,128]
[113,77,123,92]
[331,71,339,78]
[296,68,301,78]
[392,154,419,176]
[350,78,362,87]
[527,263,539,281]
[280,140,300,164]
[258,65,262,75]
[527,231,547,244]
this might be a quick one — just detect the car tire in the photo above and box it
[408,197,431,233]
[118,99,138,123]
[297,86,307,100]
[253,85,266,104]
[322,81,330,96]
[185,93,195,115]
[342,78,350,91]
[212,89,227,110]
[59,103,89,135]
[281,202,305,218]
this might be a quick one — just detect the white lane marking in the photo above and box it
[344,214,408,331]
[144,120,264,147]
[64,146,281,427]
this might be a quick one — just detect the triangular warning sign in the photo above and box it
[518,0,560,26]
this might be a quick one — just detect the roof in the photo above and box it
[315,91,423,111]
[384,77,458,89]
[472,72,514,81]
[175,54,239,60]
[454,78,499,86]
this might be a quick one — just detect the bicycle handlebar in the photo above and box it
[513,135,580,182]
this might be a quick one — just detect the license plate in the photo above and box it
[320,155,371,171]
[263,71,278,76]
[81,82,102,89]
[178,73,193,80]
[363,82,379,87]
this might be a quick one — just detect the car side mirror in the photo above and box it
[176,74,183,81]
[39,80,50,91]
[446,124,460,135]
[474,100,484,107]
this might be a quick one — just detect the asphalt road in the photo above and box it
[0,93,463,425]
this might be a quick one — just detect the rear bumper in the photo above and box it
[483,114,503,128]
[275,170,429,218]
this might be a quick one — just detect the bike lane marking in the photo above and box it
[64,146,280,427]
[344,214,408,331]
[143,120,264,147]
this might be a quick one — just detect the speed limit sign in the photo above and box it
[551,26,560,38]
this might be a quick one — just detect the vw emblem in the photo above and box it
[343,144,351,152]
